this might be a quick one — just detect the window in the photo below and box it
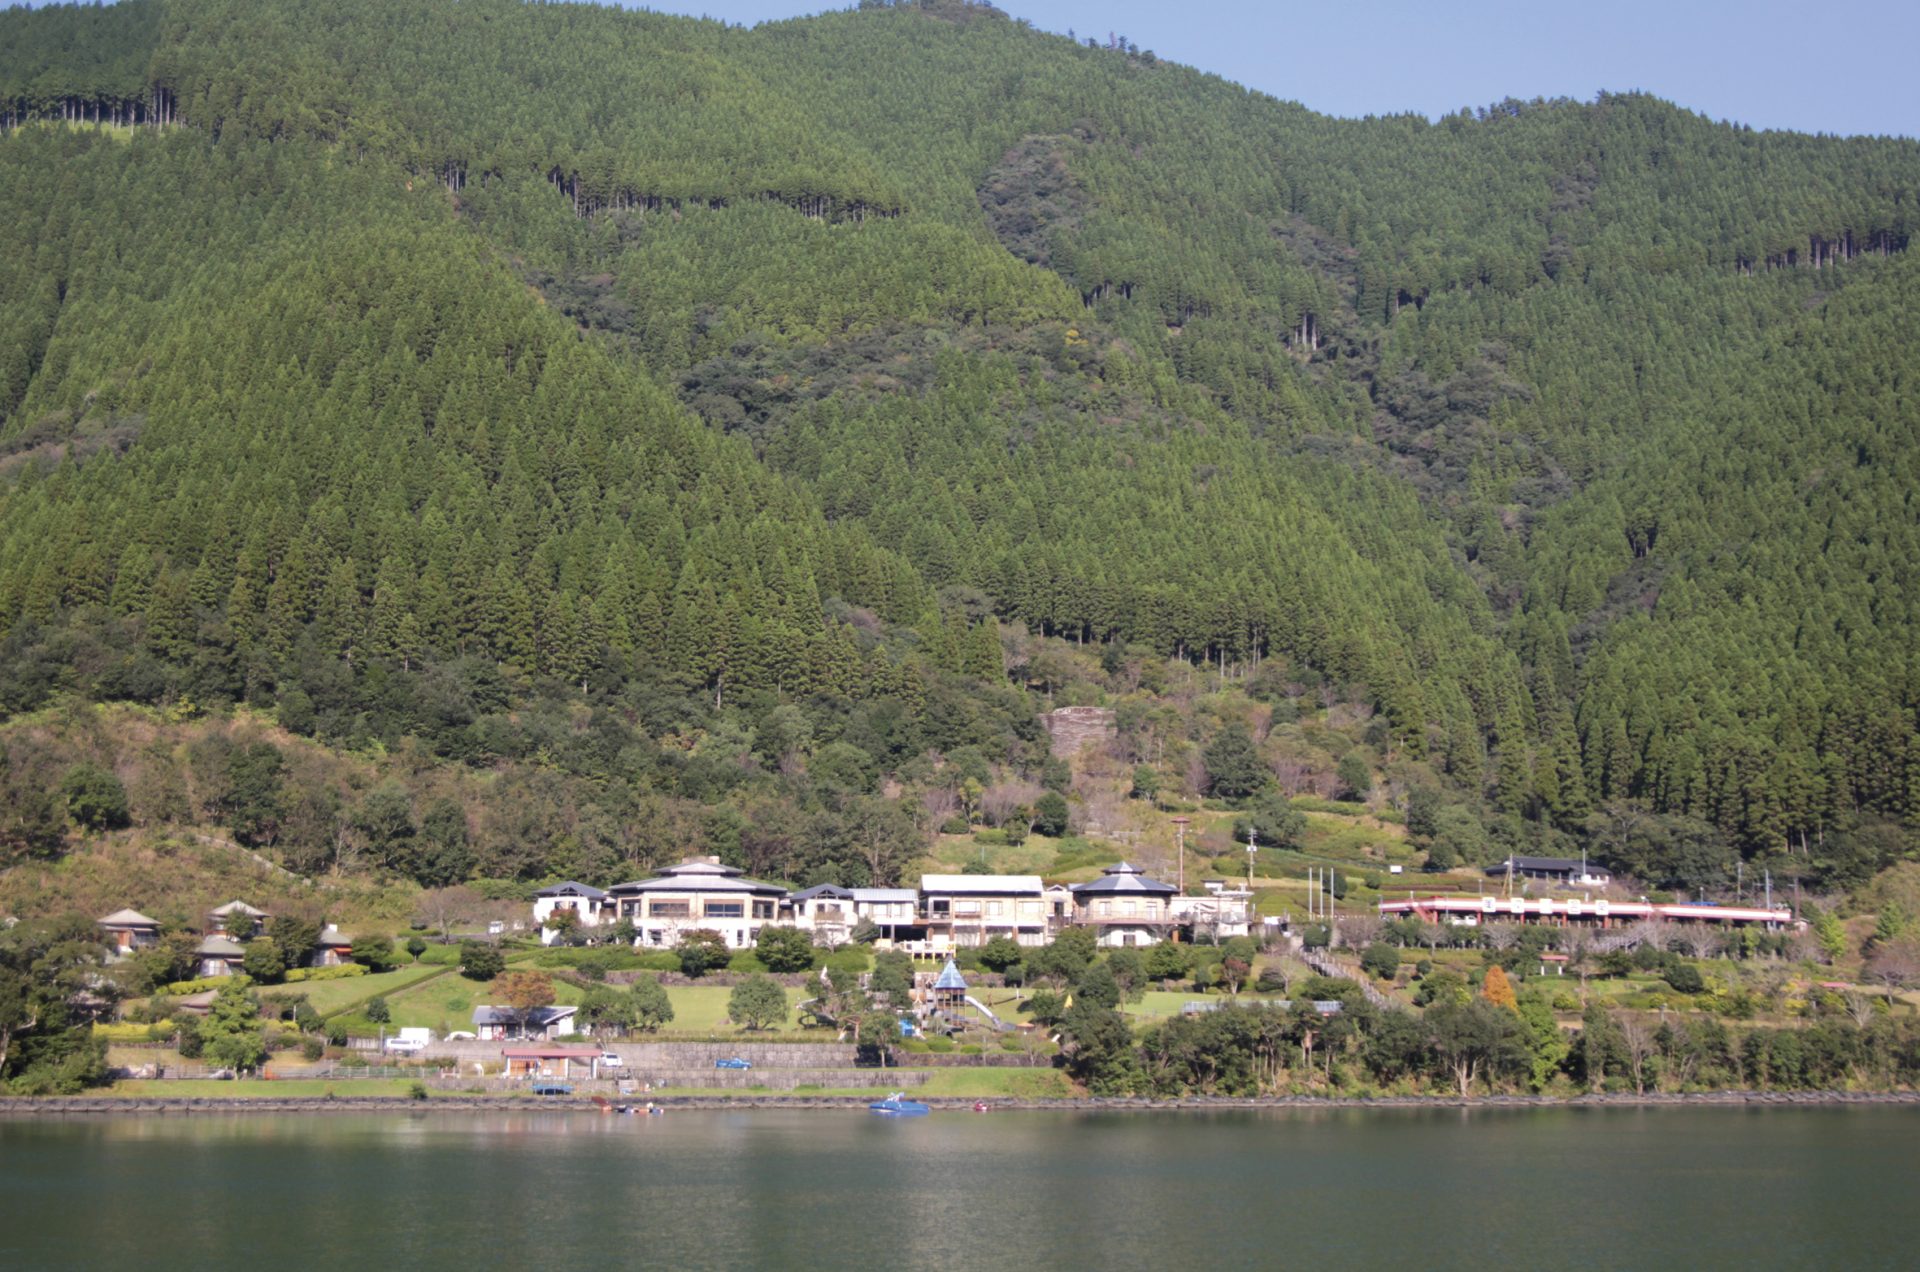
[987,900,1003,917]
[649,901,690,918]
[752,901,774,919]
[954,901,981,916]
[705,902,745,919]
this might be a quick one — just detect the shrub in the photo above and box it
[755,926,817,974]
[350,935,396,971]
[301,1038,324,1061]
[365,996,391,1024]
[1663,964,1706,995]
[93,1021,168,1043]
[924,1036,956,1054]
[164,975,236,995]
[676,930,731,978]
[726,951,769,975]
[1032,791,1070,838]
[630,975,675,1030]
[458,941,506,981]
[825,947,872,976]
[61,763,130,830]
[633,951,682,972]
[728,974,790,1030]
[406,936,427,958]
[938,816,970,835]
[1360,944,1402,981]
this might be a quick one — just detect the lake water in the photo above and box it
[2,1107,1913,1270]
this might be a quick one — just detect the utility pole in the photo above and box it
[1172,817,1190,895]
[1245,826,1257,891]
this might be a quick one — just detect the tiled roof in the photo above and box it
[1072,861,1177,895]
[535,881,608,899]
[98,909,160,927]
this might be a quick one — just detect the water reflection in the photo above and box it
[2,1108,1914,1271]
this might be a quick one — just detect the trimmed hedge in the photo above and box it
[163,975,235,995]
[285,964,370,984]
[94,1021,173,1042]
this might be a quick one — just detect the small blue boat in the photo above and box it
[868,1092,930,1116]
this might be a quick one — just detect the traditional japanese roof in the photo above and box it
[98,909,161,928]
[194,935,247,957]
[608,858,787,896]
[535,881,608,899]
[919,874,1044,895]
[932,959,968,992]
[851,888,917,903]
[210,900,269,918]
[472,1005,578,1027]
[315,926,353,947]
[1071,861,1177,896]
[791,885,855,902]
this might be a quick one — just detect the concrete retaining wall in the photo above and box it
[419,1041,860,1067]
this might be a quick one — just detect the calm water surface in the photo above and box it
[2,1107,1913,1270]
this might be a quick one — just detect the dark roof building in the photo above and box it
[1485,856,1613,885]
[1069,861,1177,897]
[534,881,608,900]
[790,885,855,903]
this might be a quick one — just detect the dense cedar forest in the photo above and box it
[2,0,1918,901]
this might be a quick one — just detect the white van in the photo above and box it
[384,1028,432,1054]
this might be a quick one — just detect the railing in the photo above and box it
[1298,948,1397,1010]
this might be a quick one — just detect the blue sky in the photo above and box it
[632,0,1919,138]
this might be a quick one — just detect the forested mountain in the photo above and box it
[3,0,1918,899]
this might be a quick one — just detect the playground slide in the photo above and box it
[964,996,1014,1030]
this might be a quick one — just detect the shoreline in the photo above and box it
[4,1090,1917,1116]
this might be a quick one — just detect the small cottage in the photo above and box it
[311,926,355,968]
[209,900,269,938]
[472,1005,580,1042]
[98,909,162,953]
[194,934,247,978]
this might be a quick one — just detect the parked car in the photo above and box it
[599,1051,624,1069]
[714,1056,752,1070]
[445,1031,476,1041]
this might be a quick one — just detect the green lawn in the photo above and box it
[378,971,591,1034]
[294,965,447,1015]
[1124,990,1204,1020]
[664,984,812,1032]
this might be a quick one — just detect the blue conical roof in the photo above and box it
[933,958,968,991]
